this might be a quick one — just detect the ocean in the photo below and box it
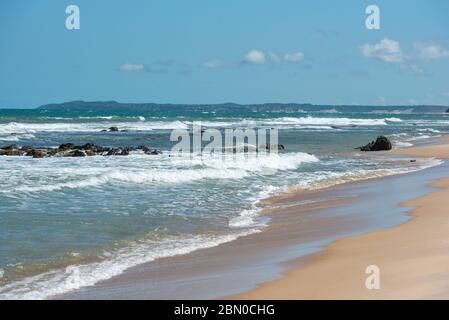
[0,103,447,299]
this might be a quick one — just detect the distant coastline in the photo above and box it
[1,100,448,113]
[34,100,449,113]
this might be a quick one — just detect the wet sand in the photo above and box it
[234,142,449,299]
[59,140,449,299]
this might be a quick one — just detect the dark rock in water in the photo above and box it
[138,145,151,153]
[96,146,111,153]
[26,149,45,158]
[232,146,247,153]
[136,145,162,155]
[109,126,119,132]
[59,143,74,150]
[0,149,22,156]
[75,143,95,150]
[74,143,110,154]
[65,150,86,157]
[85,149,97,156]
[0,144,24,156]
[263,144,285,151]
[358,136,392,151]
[145,149,162,155]
[105,148,128,156]
[1,143,157,157]
[21,145,34,152]
[73,150,87,157]
[100,129,107,132]
[446,108,449,113]
[47,148,58,156]
[410,159,417,163]
[33,151,45,158]
[1,144,18,150]
[106,149,116,156]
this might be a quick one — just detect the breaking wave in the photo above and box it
[3,152,319,194]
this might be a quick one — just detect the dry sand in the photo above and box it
[234,142,449,299]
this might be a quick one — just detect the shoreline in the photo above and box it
[54,138,449,299]
[2,138,440,299]
[233,141,449,299]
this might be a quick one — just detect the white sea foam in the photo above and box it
[228,185,281,228]
[270,116,388,126]
[0,133,35,141]
[3,115,447,137]
[155,117,378,129]
[371,108,414,114]
[0,120,188,134]
[407,135,432,141]
[317,108,339,113]
[394,141,414,148]
[0,115,413,137]
[385,117,403,122]
[197,121,236,128]
[6,168,249,193]
[390,133,409,138]
[176,152,319,172]
[0,231,258,300]
[2,152,319,194]
[236,169,375,231]
[76,115,146,121]
[196,119,274,128]
[228,208,260,228]
[79,116,114,120]
[416,128,441,133]
[291,158,443,192]
[298,125,335,130]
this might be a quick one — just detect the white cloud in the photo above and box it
[202,59,225,68]
[244,50,266,64]
[243,50,305,64]
[376,96,386,103]
[206,49,305,68]
[360,39,449,72]
[360,38,404,63]
[120,63,147,73]
[405,63,423,73]
[283,52,304,62]
[414,43,449,60]
[268,52,281,63]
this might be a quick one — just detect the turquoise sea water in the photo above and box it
[0,104,448,299]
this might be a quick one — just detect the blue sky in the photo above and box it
[0,0,448,108]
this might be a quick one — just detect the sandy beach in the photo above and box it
[234,141,449,299]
